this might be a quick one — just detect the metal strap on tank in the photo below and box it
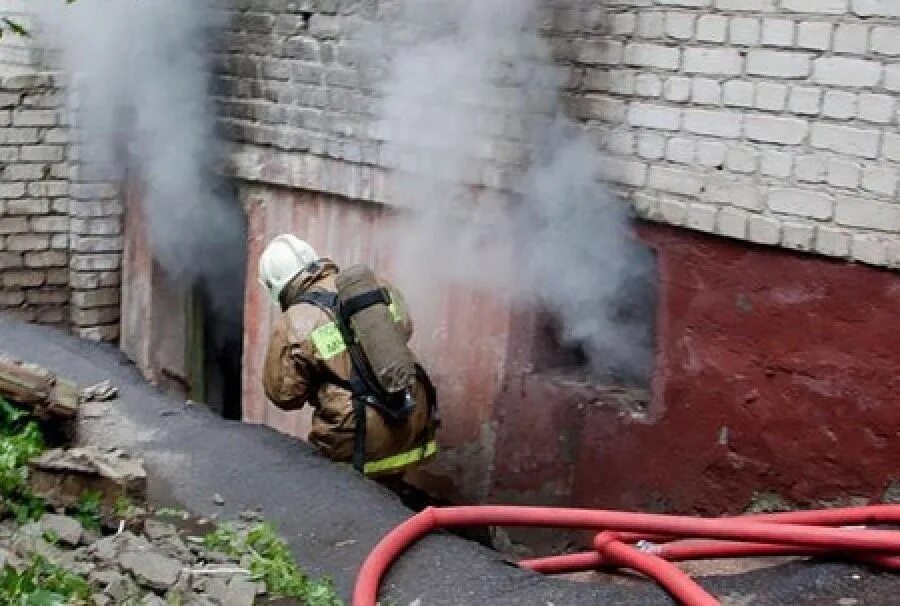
[340,288,391,321]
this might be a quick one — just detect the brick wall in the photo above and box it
[0,72,122,340]
[218,0,900,270]
[582,0,900,268]
[223,1,900,512]
[0,1,41,74]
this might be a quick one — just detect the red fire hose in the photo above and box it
[522,504,900,574]
[352,504,900,606]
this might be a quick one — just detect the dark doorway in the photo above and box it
[120,175,246,422]
[188,181,246,421]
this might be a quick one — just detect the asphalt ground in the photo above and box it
[1,314,898,605]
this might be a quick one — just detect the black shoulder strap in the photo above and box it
[283,286,390,472]
[340,288,391,323]
[282,285,436,474]
[283,289,339,314]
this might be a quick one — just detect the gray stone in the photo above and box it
[85,531,148,563]
[104,576,140,603]
[190,576,208,592]
[120,549,184,590]
[223,576,257,606]
[29,446,147,515]
[89,568,125,587]
[157,534,194,563]
[59,556,95,577]
[86,535,120,562]
[238,509,263,522]
[141,594,167,606]
[206,576,229,602]
[92,593,111,606]
[40,513,84,546]
[12,522,64,561]
[143,519,177,541]
[81,528,102,546]
[0,521,17,544]
[81,379,118,402]
[80,402,110,419]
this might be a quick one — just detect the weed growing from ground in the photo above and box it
[0,554,92,604]
[202,521,344,605]
[0,398,46,522]
[73,490,103,532]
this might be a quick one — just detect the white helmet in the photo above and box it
[258,234,318,304]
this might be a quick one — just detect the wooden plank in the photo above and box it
[0,353,79,418]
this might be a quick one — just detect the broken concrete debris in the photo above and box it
[39,512,84,546]
[81,379,119,403]
[223,576,258,606]
[0,357,343,606]
[120,548,184,591]
[28,445,148,515]
[2,511,274,606]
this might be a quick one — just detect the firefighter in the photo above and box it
[257,234,438,477]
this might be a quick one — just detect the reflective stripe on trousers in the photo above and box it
[364,440,439,476]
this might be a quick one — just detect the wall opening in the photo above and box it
[120,176,246,421]
[531,235,659,391]
[191,183,246,421]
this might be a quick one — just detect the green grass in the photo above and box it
[113,495,138,519]
[0,554,91,605]
[0,398,94,604]
[0,397,343,605]
[0,398,46,523]
[72,490,103,533]
[202,522,344,605]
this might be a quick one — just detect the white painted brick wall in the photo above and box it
[569,1,900,270]
[0,3,42,75]
[0,73,122,337]
[215,1,900,272]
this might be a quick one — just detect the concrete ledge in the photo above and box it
[0,314,897,605]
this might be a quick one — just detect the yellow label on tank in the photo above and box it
[310,322,346,360]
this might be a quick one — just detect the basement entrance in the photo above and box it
[120,177,246,420]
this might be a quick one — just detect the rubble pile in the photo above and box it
[0,355,341,605]
[1,508,281,605]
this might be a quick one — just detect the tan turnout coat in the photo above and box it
[262,260,432,470]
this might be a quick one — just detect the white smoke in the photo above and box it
[36,0,243,284]
[367,0,656,383]
[33,0,246,371]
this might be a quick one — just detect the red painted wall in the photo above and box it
[572,224,900,513]
[243,189,900,516]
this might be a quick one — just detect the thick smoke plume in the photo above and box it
[37,0,245,383]
[36,0,245,410]
[37,0,244,288]
[368,0,656,383]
